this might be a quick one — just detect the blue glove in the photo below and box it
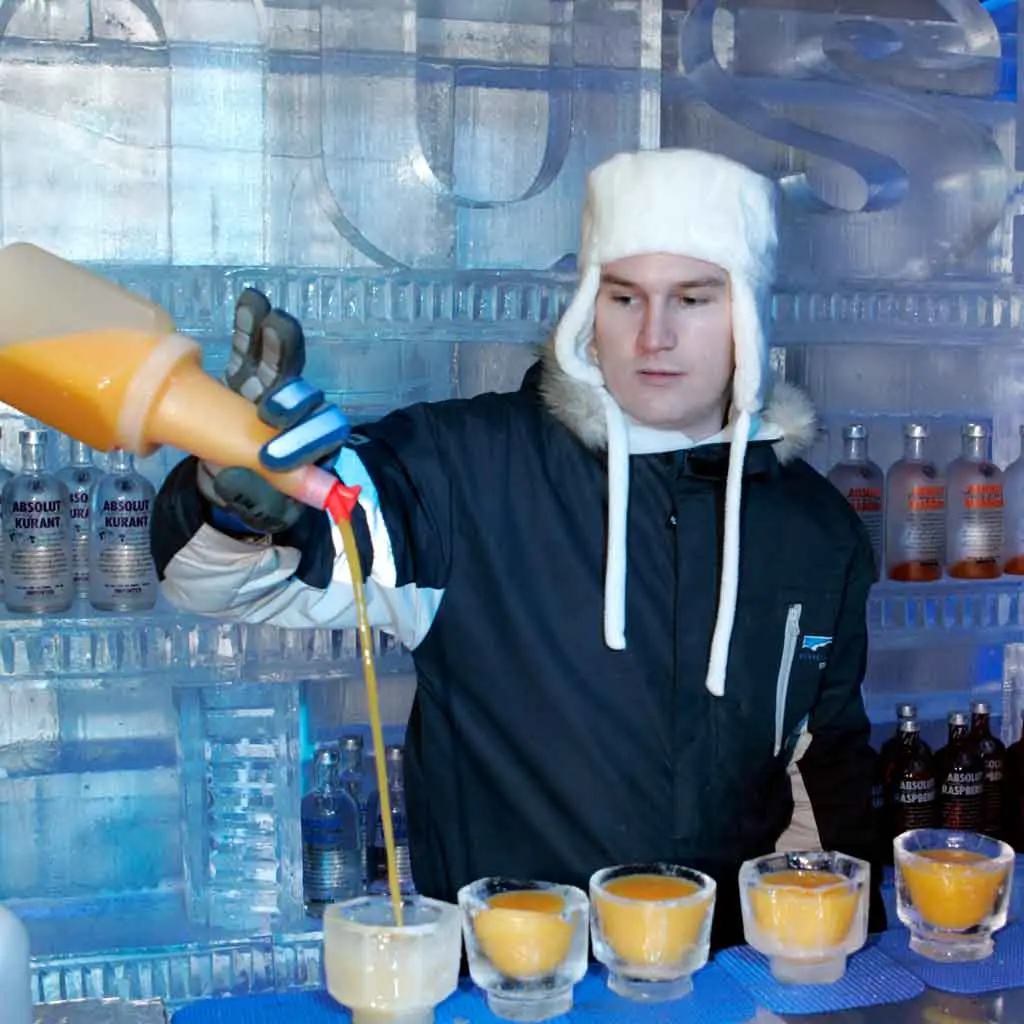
[198,289,351,535]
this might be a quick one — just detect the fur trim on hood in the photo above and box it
[538,341,817,464]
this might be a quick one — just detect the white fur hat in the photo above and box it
[553,148,779,697]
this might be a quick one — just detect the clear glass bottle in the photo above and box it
[0,429,13,598]
[885,423,946,582]
[946,423,1003,580]
[339,733,368,890]
[368,744,415,897]
[56,439,103,599]
[2,428,72,613]
[1004,425,1024,575]
[88,450,157,612]
[827,424,884,577]
[301,745,363,917]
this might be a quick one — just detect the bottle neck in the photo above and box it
[844,437,868,462]
[949,724,969,745]
[20,443,46,475]
[70,440,92,467]
[971,712,990,736]
[315,758,339,793]
[904,437,927,462]
[109,450,135,474]
[962,435,989,462]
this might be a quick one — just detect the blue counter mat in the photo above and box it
[878,923,1024,995]
[173,962,756,1024]
[715,941,925,1014]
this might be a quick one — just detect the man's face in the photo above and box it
[592,252,734,440]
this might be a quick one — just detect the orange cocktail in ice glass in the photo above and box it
[894,829,1014,962]
[590,864,716,1002]
[739,851,870,985]
[458,878,589,1021]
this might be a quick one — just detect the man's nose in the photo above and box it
[637,301,677,354]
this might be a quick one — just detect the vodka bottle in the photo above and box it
[885,423,946,582]
[340,733,369,889]
[0,430,12,597]
[936,712,984,832]
[2,428,73,613]
[56,439,103,599]
[368,744,415,897]
[888,717,938,836]
[301,745,363,916]
[88,449,157,611]
[969,701,1006,840]
[827,424,884,576]
[1004,425,1024,574]
[946,423,1003,580]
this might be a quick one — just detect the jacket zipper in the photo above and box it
[774,603,803,757]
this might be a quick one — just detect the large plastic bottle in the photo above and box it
[0,243,336,511]
[0,904,32,1024]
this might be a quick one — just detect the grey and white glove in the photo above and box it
[197,289,312,535]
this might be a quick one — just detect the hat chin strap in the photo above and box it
[704,409,750,697]
[601,389,629,651]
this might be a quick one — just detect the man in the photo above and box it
[152,148,883,947]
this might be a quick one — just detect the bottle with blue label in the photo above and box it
[301,745,363,916]
[56,439,103,599]
[368,744,415,897]
[339,733,369,889]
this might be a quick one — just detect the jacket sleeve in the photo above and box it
[791,527,887,931]
[150,405,453,650]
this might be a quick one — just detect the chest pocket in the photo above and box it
[772,590,842,758]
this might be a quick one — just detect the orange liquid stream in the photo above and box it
[749,870,858,950]
[336,517,403,927]
[900,849,1007,931]
[474,891,572,979]
[596,874,707,966]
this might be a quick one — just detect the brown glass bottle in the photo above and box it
[969,700,1006,839]
[1004,712,1024,850]
[888,718,937,836]
[937,712,984,831]
[877,705,920,851]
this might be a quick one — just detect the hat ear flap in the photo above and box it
[553,264,604,386]
[730,276,768,415]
